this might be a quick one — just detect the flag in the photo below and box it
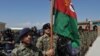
[53,0,80,48]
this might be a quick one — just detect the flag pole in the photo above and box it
[49,0,54,56]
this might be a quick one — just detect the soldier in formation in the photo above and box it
[36,23,58,56]
[11,28,35,56]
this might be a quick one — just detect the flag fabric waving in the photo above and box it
[53,0,80,48]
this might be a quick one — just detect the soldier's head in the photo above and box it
[31,26,37,32]
[42,23,50,35]
[19,28,32,45]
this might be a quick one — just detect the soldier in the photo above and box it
[11,28,35,56]
[3,28,15,55]
[31,26,39,52]
[36,23,58,56]
[93,25,98,31]
[0,31,3,48]
[0,31,2,51]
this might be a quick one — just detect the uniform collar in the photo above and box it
[19,43,27,50]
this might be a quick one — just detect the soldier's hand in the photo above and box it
[46,49,54,56]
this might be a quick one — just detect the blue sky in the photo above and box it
[0,0,100,28]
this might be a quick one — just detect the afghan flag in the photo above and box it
[53,0,80,48]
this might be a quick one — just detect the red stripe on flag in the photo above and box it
[54,0,77,18]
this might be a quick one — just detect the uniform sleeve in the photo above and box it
[36,37,47,55]
[11,48,18,56]
[36,37,43,50]
[11,53,17,56]
[53,35,58,54]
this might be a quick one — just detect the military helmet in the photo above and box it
[42,23,50,30]
[19,28,31,40]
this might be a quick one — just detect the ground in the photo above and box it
[85,36,100,56]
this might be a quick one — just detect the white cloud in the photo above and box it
[8,21,48,29]
[33,22,48,29]
[6,20,49,29]
[19,22,32,27]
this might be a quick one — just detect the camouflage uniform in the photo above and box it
[36,34,58,56]
[11,43,34,56]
